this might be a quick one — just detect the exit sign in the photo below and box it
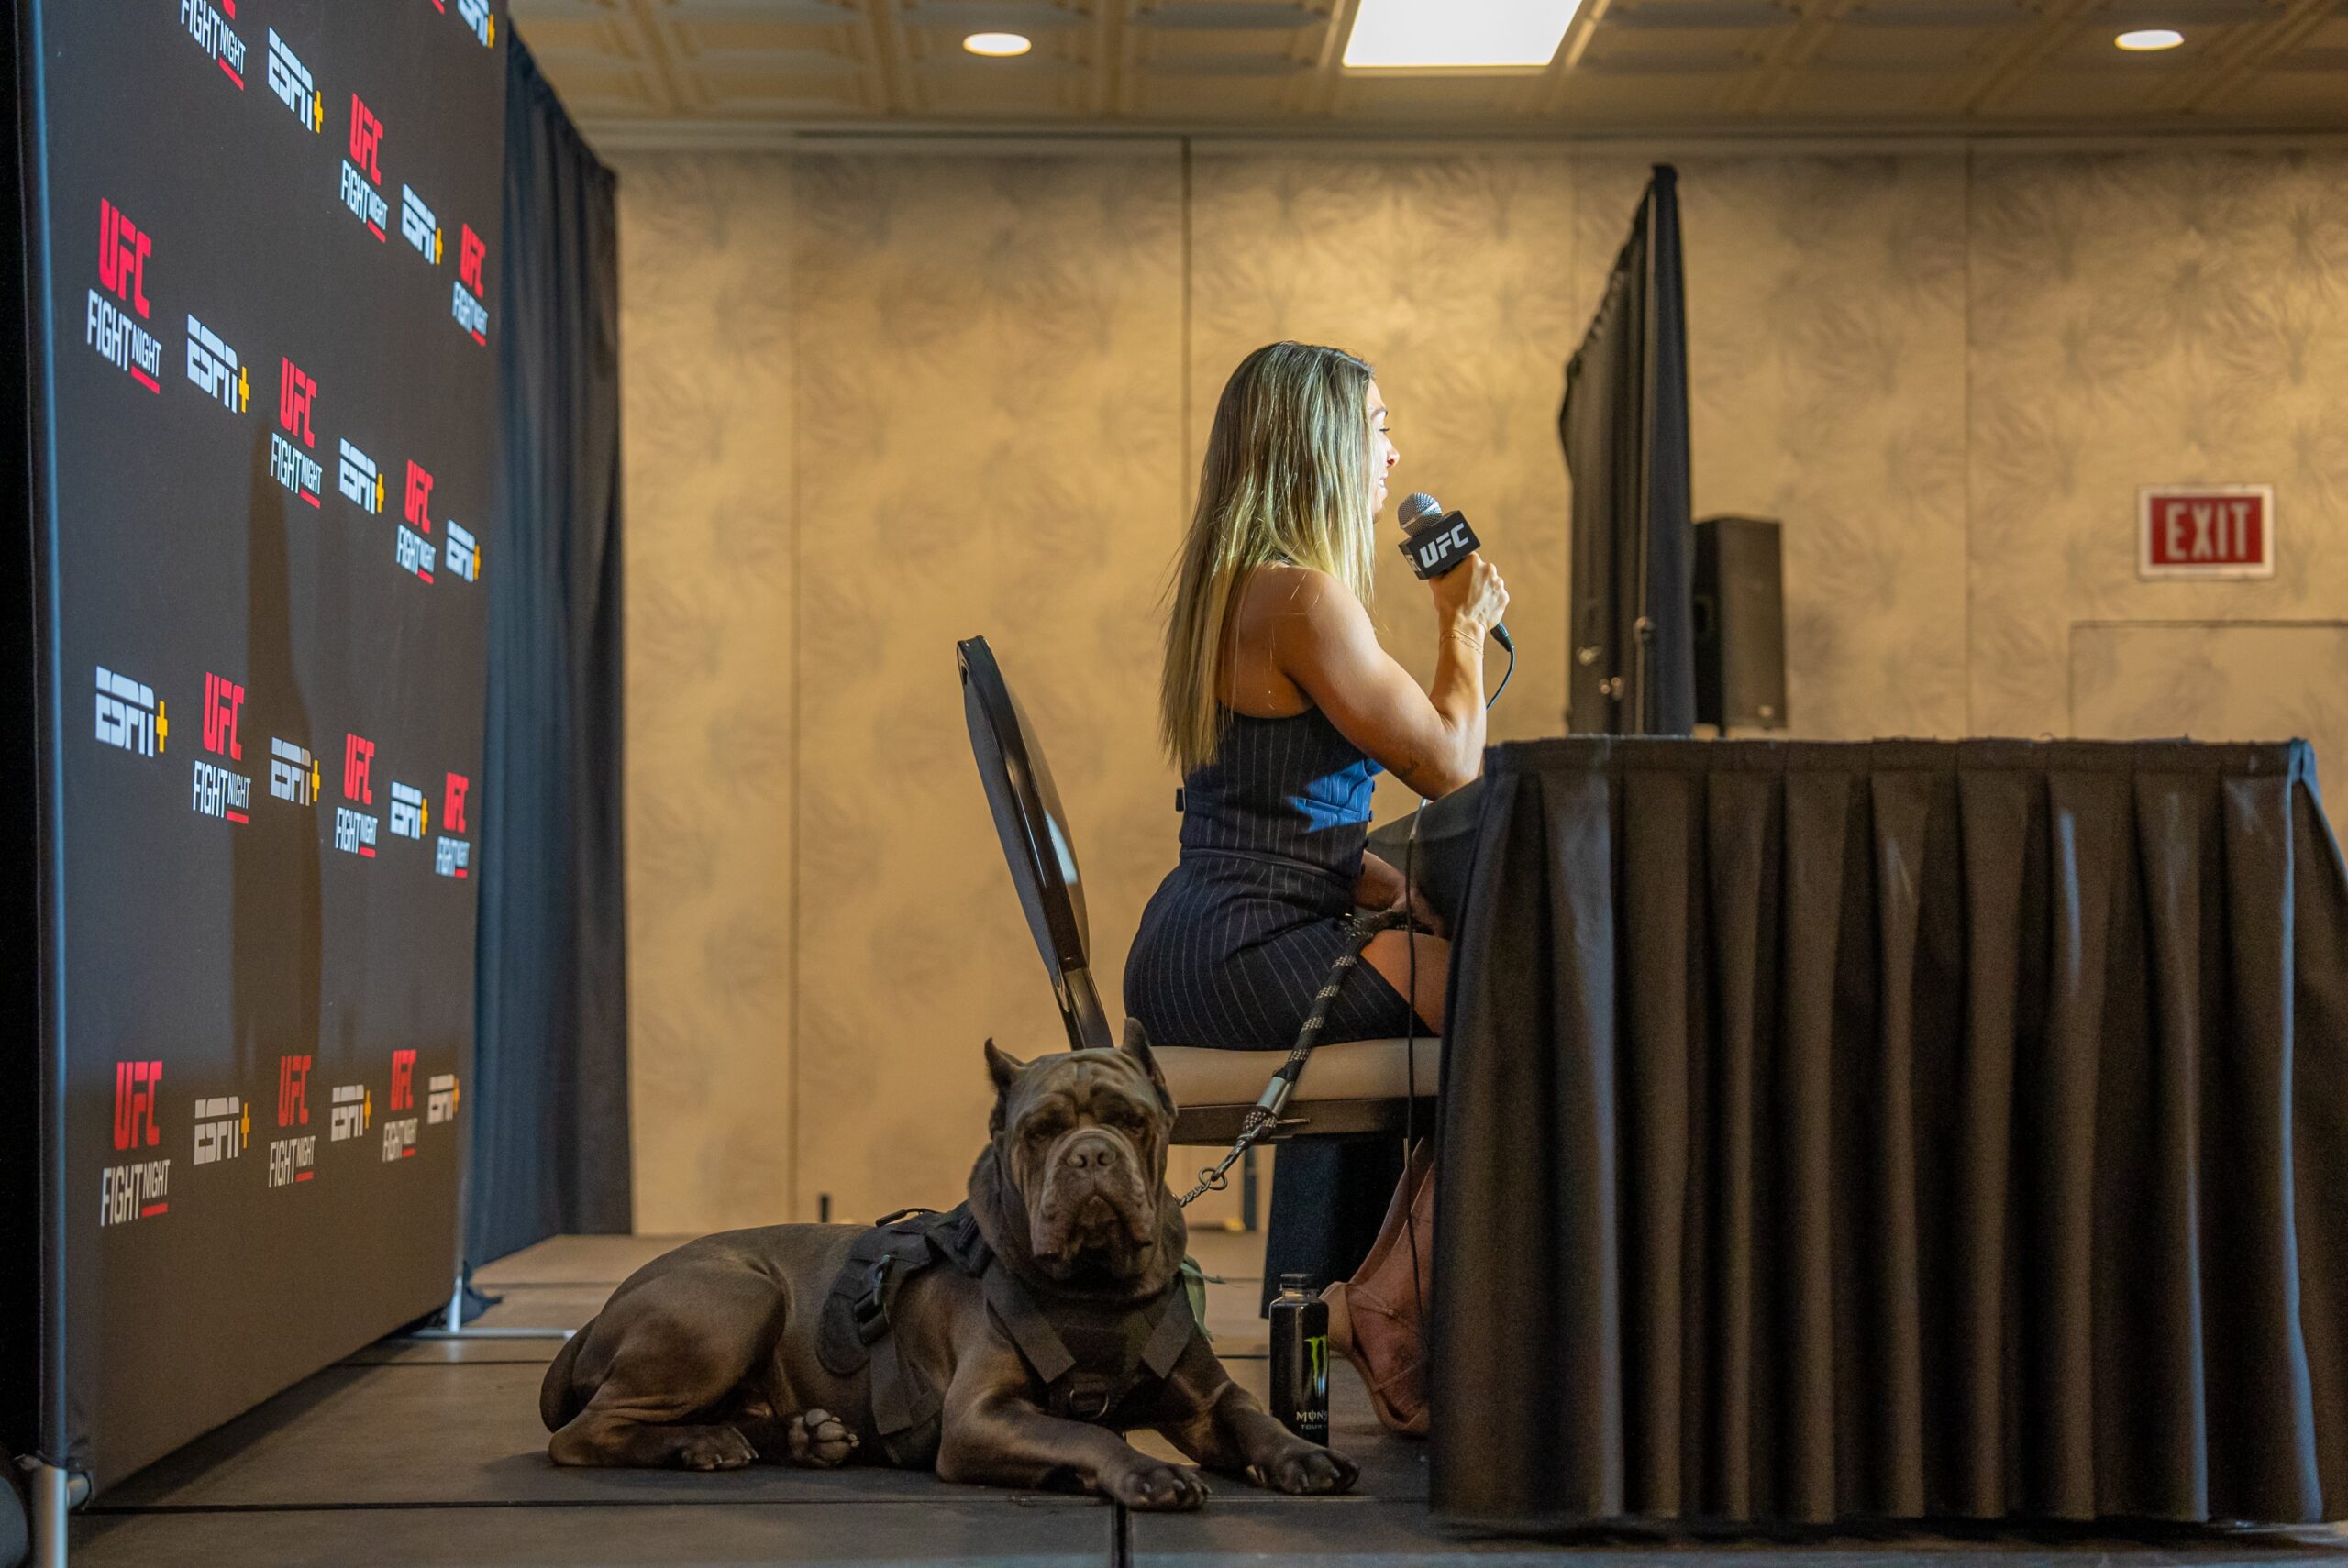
[2139,484,2276,580]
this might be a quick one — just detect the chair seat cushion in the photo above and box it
[1153,1038,1441,1107]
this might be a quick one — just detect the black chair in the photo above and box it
[957,635,1438,1146]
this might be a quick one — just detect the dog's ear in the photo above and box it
[983,1038,1028,1098]
[1119,1017,1175,1116]
[984,1039,1029,1138]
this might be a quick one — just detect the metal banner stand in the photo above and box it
[18,1461,84,1568]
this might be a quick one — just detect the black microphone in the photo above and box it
[1396,491,1513,656]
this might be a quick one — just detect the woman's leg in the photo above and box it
[1262,1138,1407,1313]
[1361,929,1447,1034]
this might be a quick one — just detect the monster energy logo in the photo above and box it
[1309,1333,1328,1397]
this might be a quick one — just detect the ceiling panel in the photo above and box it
[508,0,2348,140]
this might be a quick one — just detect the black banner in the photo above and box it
[1561,164,1695,737]
[22,0,504,1487]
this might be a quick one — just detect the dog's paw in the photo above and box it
[1257,1446,1357,1496]
[787,1409,859,1469]
[1106,1459,1211,1512]
[679,1427,757,1471]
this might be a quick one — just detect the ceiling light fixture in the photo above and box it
[963,30,1033,57]
[2115,28,2184,50]
[1343,0,1584,70]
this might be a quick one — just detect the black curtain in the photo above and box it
[1432,737,2348,1528]
[466,32,629,1267]
[1562,165,1694,737]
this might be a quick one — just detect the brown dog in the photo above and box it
[539,1025,1357,1510]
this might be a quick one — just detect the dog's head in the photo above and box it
[971,1020,1183,1297]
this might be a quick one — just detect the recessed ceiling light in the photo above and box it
[2115,28,2185,50]
[1343,0,1584,70]
[963,30,1033,57]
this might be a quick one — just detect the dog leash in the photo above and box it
[1177,905,1418,1209]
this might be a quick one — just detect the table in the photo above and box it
[1431,738,2348,1528]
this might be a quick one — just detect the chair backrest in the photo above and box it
[957,636,1114,1054]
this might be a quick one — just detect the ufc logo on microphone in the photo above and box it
[343,733,374,803]
[278,359,316,446]
[348,94,382,183]
[98,201,151,318]
[113,1061,162,1151]
[203,672,244,759]
[277,1054,312,1127]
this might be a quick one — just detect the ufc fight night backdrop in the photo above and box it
[23,0,503,1486]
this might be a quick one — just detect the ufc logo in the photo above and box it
[343,732,374,803]
[391,1049,416,1112]
[278,358,316,446]
[404,460,434,532]
[444,773,469,834]
[113,1061,162,1151]
[277,1054,312,1127]
[99,200,151,318]
[348,94,383,183]
[203,672,244,759]
[459,224,485,295]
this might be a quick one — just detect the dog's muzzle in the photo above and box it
[1031,1129,1155,1266]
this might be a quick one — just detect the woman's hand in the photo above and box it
[1353,851,1448,937]
[1429,552,1508,640]
[1352,851,1407,914]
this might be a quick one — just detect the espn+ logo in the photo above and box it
[271,737,318,806]
[94,665,165,757]
[184,315,249,414]
[401,184,442,267]
[265,28,323,134]
[339,436,384,516]
[431,0,496,49]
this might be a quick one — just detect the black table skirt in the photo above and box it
[1431,738,2348,1528]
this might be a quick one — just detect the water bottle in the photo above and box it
[1268,1273,1329,1441]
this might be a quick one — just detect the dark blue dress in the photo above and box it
[1124,705,1419,1048]
[1124,705,1419,1303]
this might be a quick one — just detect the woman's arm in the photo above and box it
[1266,563,1507,800]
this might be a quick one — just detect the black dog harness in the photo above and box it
[814,1203,1195,1467]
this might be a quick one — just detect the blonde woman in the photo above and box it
[1124,341,1508,1300]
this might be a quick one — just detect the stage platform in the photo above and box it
[62,1231,2348,1566]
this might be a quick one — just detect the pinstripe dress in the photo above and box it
[1124,705,1418,1050]
[1124,705,1417,1301]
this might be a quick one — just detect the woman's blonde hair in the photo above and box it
[1159,342,1378,774]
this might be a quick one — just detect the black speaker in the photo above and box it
[1692,516,1787,731]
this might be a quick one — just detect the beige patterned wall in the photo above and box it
[1968,149,2348,745]
[791,150,1189,1224]
[1663,155,1972,741]
[615,142,2348,1232]
[614,154,799,1234]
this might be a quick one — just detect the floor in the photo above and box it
[61,1229,2348,1567]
